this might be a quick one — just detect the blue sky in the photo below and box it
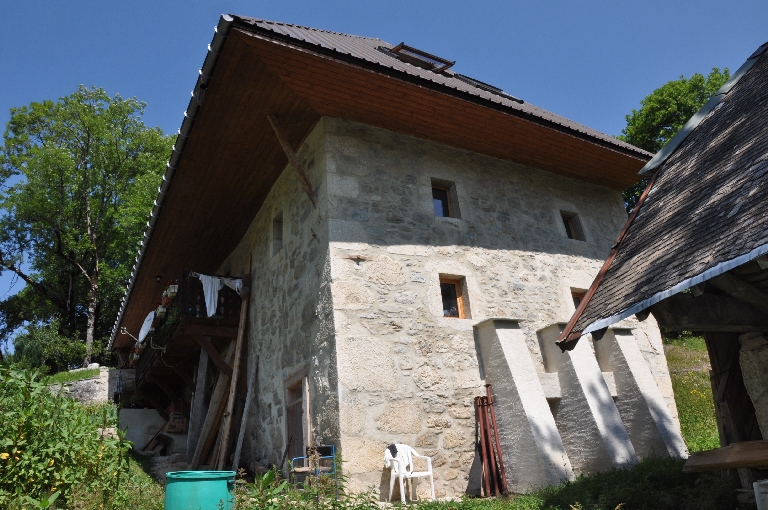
[1,0,766,302]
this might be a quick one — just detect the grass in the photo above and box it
[45,367,100,385]
[229,457,740,510]
[663,334,720,452]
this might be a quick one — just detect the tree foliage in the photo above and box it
[619,68,730,213]
[0,86,172,365]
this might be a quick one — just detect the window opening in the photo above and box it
[272,212,284,255]
[432,179,460,218]
[440,277,467,318]
[571,290,586,309]
[384,43,455,72]
[560,211,585,241]
[432,187,451,217]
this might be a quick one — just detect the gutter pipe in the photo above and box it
[108,15,234,351]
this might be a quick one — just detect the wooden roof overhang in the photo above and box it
[114,24,649,352]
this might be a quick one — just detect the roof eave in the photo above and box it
[109,14,235,351]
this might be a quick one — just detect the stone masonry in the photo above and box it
[217,116,684,499]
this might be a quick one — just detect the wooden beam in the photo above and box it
[191,335,233,377]
[683,441,768,472]
[189,343,235,469]
[710,272,768,314]
[218,256,251,470]
[650,293,768,332]
[267,114,317,207]
[232,354,258,471]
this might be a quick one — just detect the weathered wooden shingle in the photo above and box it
[562,44,768,344]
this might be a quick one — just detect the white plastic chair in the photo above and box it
[385,444,435,503]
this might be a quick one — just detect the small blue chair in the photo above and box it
[290,445,337,492]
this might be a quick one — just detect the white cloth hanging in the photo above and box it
[196,273,244,317]
[198,274,223,317]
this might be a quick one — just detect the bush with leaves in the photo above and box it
[0,364,131,507]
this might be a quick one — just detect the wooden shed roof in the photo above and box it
[111,15,651,350]
[559,41,768,348]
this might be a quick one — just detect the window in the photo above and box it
[571,290,586,309]
[440,277,468,318]
[432,179,460,218]
[272,212,283,255]
[560,211,585,241]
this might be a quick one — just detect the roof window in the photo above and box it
[386,43,455,72]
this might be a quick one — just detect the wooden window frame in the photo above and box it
[440,277,466,319]
[571,289,586,309]
[284,371,311,461]
[431,178,461,219]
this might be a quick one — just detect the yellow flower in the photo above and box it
[0,453,8,460]
[49,459,54,467]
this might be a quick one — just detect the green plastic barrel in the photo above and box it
[165,471,235,510]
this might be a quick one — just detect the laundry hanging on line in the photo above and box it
[195,273,244,317]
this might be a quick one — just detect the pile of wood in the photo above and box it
[188,263,252,470]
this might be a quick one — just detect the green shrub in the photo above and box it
[0,365,130,507]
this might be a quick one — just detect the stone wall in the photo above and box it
[215,116,680,497]
[218,118,339,470]
[323,117,680,498]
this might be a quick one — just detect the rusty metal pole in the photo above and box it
[486,384,508,494]
[475,397,492,497]
[481,396,500,496]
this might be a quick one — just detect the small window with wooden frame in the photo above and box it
[440,276,470,318]
[560,210,585,241]
[285,374,310,463]
[571,289,586,310]
[432,178,461,219]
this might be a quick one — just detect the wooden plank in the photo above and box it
[683,441,768,472]
[232,354,258,471]
[187,348,210,464]
[267,116,317,207]
[217,256,251,470]
[191,335,233,377]
[188,343,235,469]
[200,389,229,467]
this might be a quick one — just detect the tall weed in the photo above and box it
[0,365,130,507]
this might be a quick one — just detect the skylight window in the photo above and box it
[386,43,455,72]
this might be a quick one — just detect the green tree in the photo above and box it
[0,86,172,365]
[619,68,730,212]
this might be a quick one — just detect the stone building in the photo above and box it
[561,41,768,488]
[111,15,686,498]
